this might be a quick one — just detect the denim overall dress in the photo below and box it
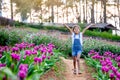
[72,33,82,56]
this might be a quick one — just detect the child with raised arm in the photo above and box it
[63,23,94,74]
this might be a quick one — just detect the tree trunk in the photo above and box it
[103,0,107,23]
[51,5,54,23]
[85,0,88,23]
[10,0,13,20]
[83,4,86,23]
[100,0,103,23]
[57,5,58,23]
[0,0,2,16]
[96,2,97,23]
[78,0,81,23]
[117,0,120,28]
[91,0,95,23]
[40,7,43,23]
[66,7,68,23]
[62,9,64,23]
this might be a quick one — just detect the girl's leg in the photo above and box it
[77,53,82,74]
[73,56,77,74]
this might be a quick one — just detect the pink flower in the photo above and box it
[12,47,19,52]
[32,50,37,55]
[18,64,28,79]
[47,56,50,59]
[34,57,38,63]
[42,54,46,60]
[25,50,32,56]
[109,73,115,79]
[38,58,42,63]
[18,70,27,79]
[34,57,42,63]
[116,72,120,79]
[0,54,2,58]
[118,63,120,67]
[101,66,109,73]
[112,67,118,74]
[0,63,6,68]
[11,53,20,61]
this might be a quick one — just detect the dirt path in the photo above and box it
[60,57,94,80]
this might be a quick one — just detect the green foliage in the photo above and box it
[0,29,22,46]
[85,30,120,42]
[7,31,22,46]
[0,43,61,80]
[83,39,120,56]
[0,29,9,46]
[23,33,120,57]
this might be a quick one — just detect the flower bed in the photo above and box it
[0,42,60,80]
[85,50,120,80]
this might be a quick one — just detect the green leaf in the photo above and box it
[0,67,17,80]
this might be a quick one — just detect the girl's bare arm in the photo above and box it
[82,24,95,34]
[63,24,73,34]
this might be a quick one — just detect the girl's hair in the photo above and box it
[72,25,80,31]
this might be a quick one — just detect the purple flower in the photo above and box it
[116,72,120,78]
[32,50,37,55]
[38,58,42,63]
[34,57,42,63]
[18,64,28,79]
[112,67,118,74]
[19,64,28,70]
[40,47,47,53]
[47,56,50,59]
[115,56,120,62]
[118,63,120,67]
[0,54,2,58]
[34,57,38,63]
[47,48,53,53]
[101,66,109,73]
[88,50,95,56]
[23,55,26,59]
[11,53,20,61]
[109,73,115,79]
[116,78,120,80]
[47,43,55,49]
[0,63,6,68]
[12,47,19,52]
[25,50,32,56]
[50,52,54,55]
[34,46,39,51]
[18,70,27,79]
[27,43,35,48]
[42,54,46,60]
[101,61,107,66]
[19,66,28,73]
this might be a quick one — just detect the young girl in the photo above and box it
[64,23,94,74]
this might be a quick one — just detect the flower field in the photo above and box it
[0,42,60,80]
[85,50,120,80]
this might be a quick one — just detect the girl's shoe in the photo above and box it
[73,69,77,74]
[78,70,82,74]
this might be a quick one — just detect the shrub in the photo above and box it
[0,29,22,46]
[0,29,9,45]
[7,31,22,46]
[84,30,120,42]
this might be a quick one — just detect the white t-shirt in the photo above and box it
[72,32,83,45]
